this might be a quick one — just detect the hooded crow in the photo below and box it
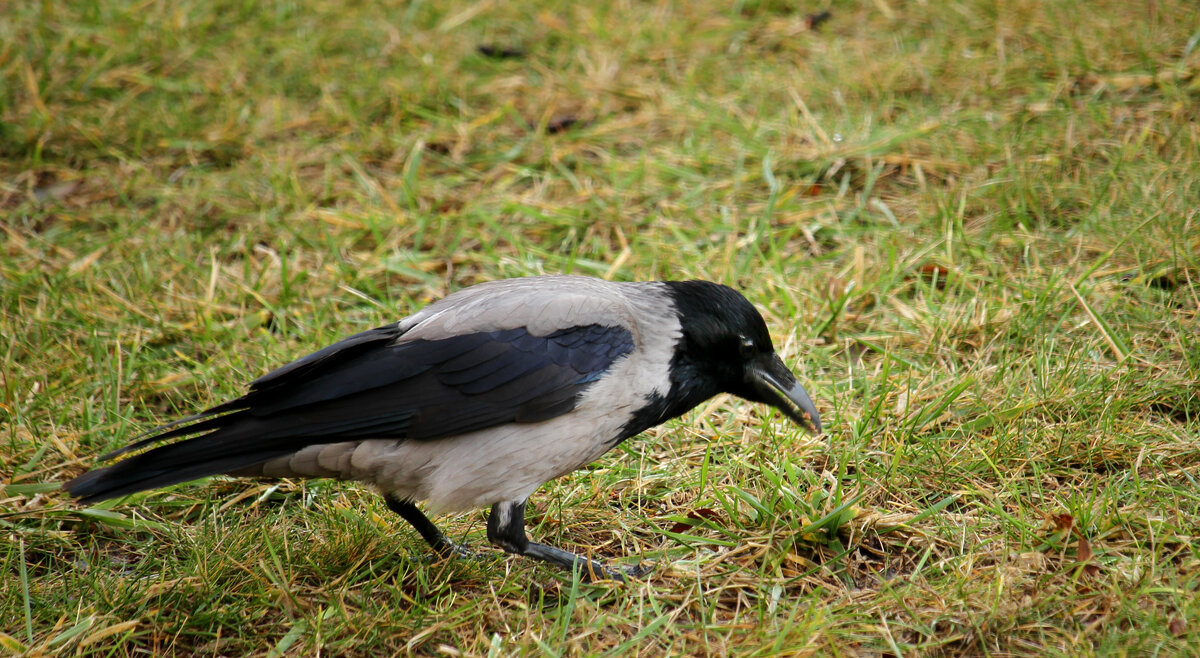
[65,275,822,580]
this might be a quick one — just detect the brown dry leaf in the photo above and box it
[1168,617,1187,637]
[1076,535,1093,563]
[917,263,949,278]
[914,263,951,288]
[1076,536,1101,576]
[1051,513,1074,533]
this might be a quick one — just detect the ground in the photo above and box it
[2,0,1198,655]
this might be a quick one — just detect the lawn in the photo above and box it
[2,0,1198,655]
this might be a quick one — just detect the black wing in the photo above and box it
[65,323,634,502]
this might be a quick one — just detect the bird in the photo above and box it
[64,275,822,580]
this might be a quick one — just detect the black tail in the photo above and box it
[62,411,302,503]
[62,373,427,503]
[62,326,422,503]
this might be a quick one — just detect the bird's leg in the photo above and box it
[384,495,473,559]
[487,500,651,582]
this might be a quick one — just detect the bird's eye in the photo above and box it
[738,336,756,359]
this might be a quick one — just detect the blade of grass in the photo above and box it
[1068,282,1132,362]
[19,539,33,645]
[877,494,961,535]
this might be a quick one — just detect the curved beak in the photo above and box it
[749,353,823,434]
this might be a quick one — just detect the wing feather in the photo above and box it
[65,322,636,502]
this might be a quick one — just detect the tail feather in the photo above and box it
[63,445,295,503]
[98,399,245,461]
[63,414,299,503]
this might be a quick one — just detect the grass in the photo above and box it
[2,0,1198,654]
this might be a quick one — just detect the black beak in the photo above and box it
[748,354,823,434]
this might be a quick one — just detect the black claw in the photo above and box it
[430,540,477,561]
[589,560,654,583]
[575,559,628,583]
[566,556,654,583]
[622,562,655,579]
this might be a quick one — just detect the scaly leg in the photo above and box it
[486,500,651,582]
[384,495,472,559]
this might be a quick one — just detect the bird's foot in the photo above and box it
[570,557,654,583]
[430,538,478,561]
[523,541,652,583]
[620,561,655,580]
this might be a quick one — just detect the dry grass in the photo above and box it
[3,0,1199,655]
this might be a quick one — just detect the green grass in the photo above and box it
[3,0,1199,654]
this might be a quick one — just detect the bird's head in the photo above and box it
[667,281,823,434]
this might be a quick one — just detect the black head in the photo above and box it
[662,280,822,433]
